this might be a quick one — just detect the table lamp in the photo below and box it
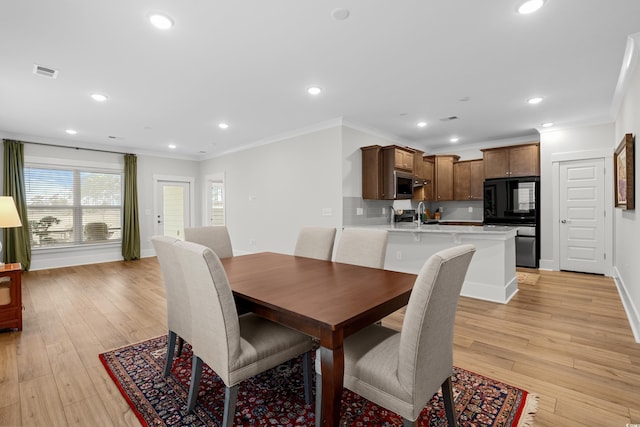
[0,196,23,267]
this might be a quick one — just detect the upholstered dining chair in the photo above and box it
[315,244,476,427]
[294,226,337,260]
[184,225,233,259]
[172,240,314,426]
[150,235,190,378]
[334,228,388,268]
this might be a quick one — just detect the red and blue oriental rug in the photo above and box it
[100,335,537,426]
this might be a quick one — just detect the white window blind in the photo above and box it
[25,164,123,248]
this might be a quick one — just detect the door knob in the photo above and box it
[561,219,567,223]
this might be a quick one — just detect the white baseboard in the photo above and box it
[612,266,640,343]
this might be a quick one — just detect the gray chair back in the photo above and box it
[335,228,388,268]
[173,240,240,384]
[398,244,475,406]
[151,235,191,343]
[184,226,233,259]
[294,226,336,260]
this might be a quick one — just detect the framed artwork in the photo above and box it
[614,133,635,210]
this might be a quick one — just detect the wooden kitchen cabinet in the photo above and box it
[361,145,383,199]
[425,155,459,201]
[0,263,23,331]
[482,143,540,179]
[413,156,434,201]
[383,145,415,173]
[454,159,484,200]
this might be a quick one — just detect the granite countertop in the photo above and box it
[348,223,517,236]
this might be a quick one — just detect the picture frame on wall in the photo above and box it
[614,133,635,210]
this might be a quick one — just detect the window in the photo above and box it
[25,165,122,248]
[208,180,225,226]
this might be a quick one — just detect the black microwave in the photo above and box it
[483,176,539,224]
[394,171,414,199]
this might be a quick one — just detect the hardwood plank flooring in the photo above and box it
[0,258,638,426]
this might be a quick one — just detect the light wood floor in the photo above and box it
[0,259,639,426]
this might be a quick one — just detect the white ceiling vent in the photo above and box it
[439,116,459,122]
[33,64,59,79]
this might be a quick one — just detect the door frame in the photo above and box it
[203,172,226,227]
[550,149,613,275]
[152,174,196,237]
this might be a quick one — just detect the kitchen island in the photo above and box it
[348,223,517,303]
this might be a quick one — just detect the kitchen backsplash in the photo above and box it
[343,197,484,226]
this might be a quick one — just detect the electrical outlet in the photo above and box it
[322,208,333,216]
[249,238,256,245]
[396,250,402,260]
[468,206,473,213]
[356,208,363,216]
[382,207,386,215]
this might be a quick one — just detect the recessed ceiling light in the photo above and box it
[65,129,77,135]
[168,144,176,149]
[417,121,427,128]
[517,0,545,14]
[541,122,554,128]
[149,13,174,30]
[307,86,322,95]
[450,137,459,143]
[218,122,229,129]
[331,8,350,21]
[527,96,543,104]
[91,93,108,102]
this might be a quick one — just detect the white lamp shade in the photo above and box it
[0,197,22,228]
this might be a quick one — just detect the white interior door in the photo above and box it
[559,158,606,274]
[155,180,191,239]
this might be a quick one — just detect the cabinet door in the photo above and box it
[393,149,414,172]
[435,156,455,201]
[423,159,434,201]
[483,148,509,179]
[469,160,484,200]
[453,162,471,200]
[361,146,383,199]
[509,144,540,177]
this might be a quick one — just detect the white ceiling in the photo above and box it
[1,1,639,159]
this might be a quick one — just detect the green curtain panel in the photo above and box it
[122,153,140,261]
[2,140,31,270]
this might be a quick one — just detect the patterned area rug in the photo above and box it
[100,335,537,427]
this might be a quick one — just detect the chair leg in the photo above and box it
[186,355,203,412]
[176,336,184,357]
[222,385,239,427]
[315,372,322,427]
[302,351,312,405]
[163,331,177,377]
[442,376,458,427]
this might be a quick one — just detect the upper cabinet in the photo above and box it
[482,143,540,179]
[413,156,434,201]
[425,155,459,201]
[383,145,415,173]
[361,145,384,199]
[361,145,416,200]
[454,159,484,200]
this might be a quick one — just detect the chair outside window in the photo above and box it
[315,244,475,427]
[173,240,314,427]
[184,226,233,258]
[84,222,109,241]
[334,228,388,269]
[294,226,336,261]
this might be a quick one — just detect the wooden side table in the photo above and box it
[0,263,23,331]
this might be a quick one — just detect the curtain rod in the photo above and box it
[21,140,133,156]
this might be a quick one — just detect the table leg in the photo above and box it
[319,344,344,427]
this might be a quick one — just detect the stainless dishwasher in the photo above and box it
[515,226,537,268]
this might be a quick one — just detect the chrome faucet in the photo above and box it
[417,202,425,228]
[389,206,396,226]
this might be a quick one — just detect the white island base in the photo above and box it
[356,225,518,304]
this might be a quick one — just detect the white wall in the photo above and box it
[199,126,343,255]
[538,123,615,273]
[613,37,640,340]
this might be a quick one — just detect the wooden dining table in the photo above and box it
[221,252,417,427]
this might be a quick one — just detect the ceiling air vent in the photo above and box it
[33,64,59,79]
[440,116,459,122]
